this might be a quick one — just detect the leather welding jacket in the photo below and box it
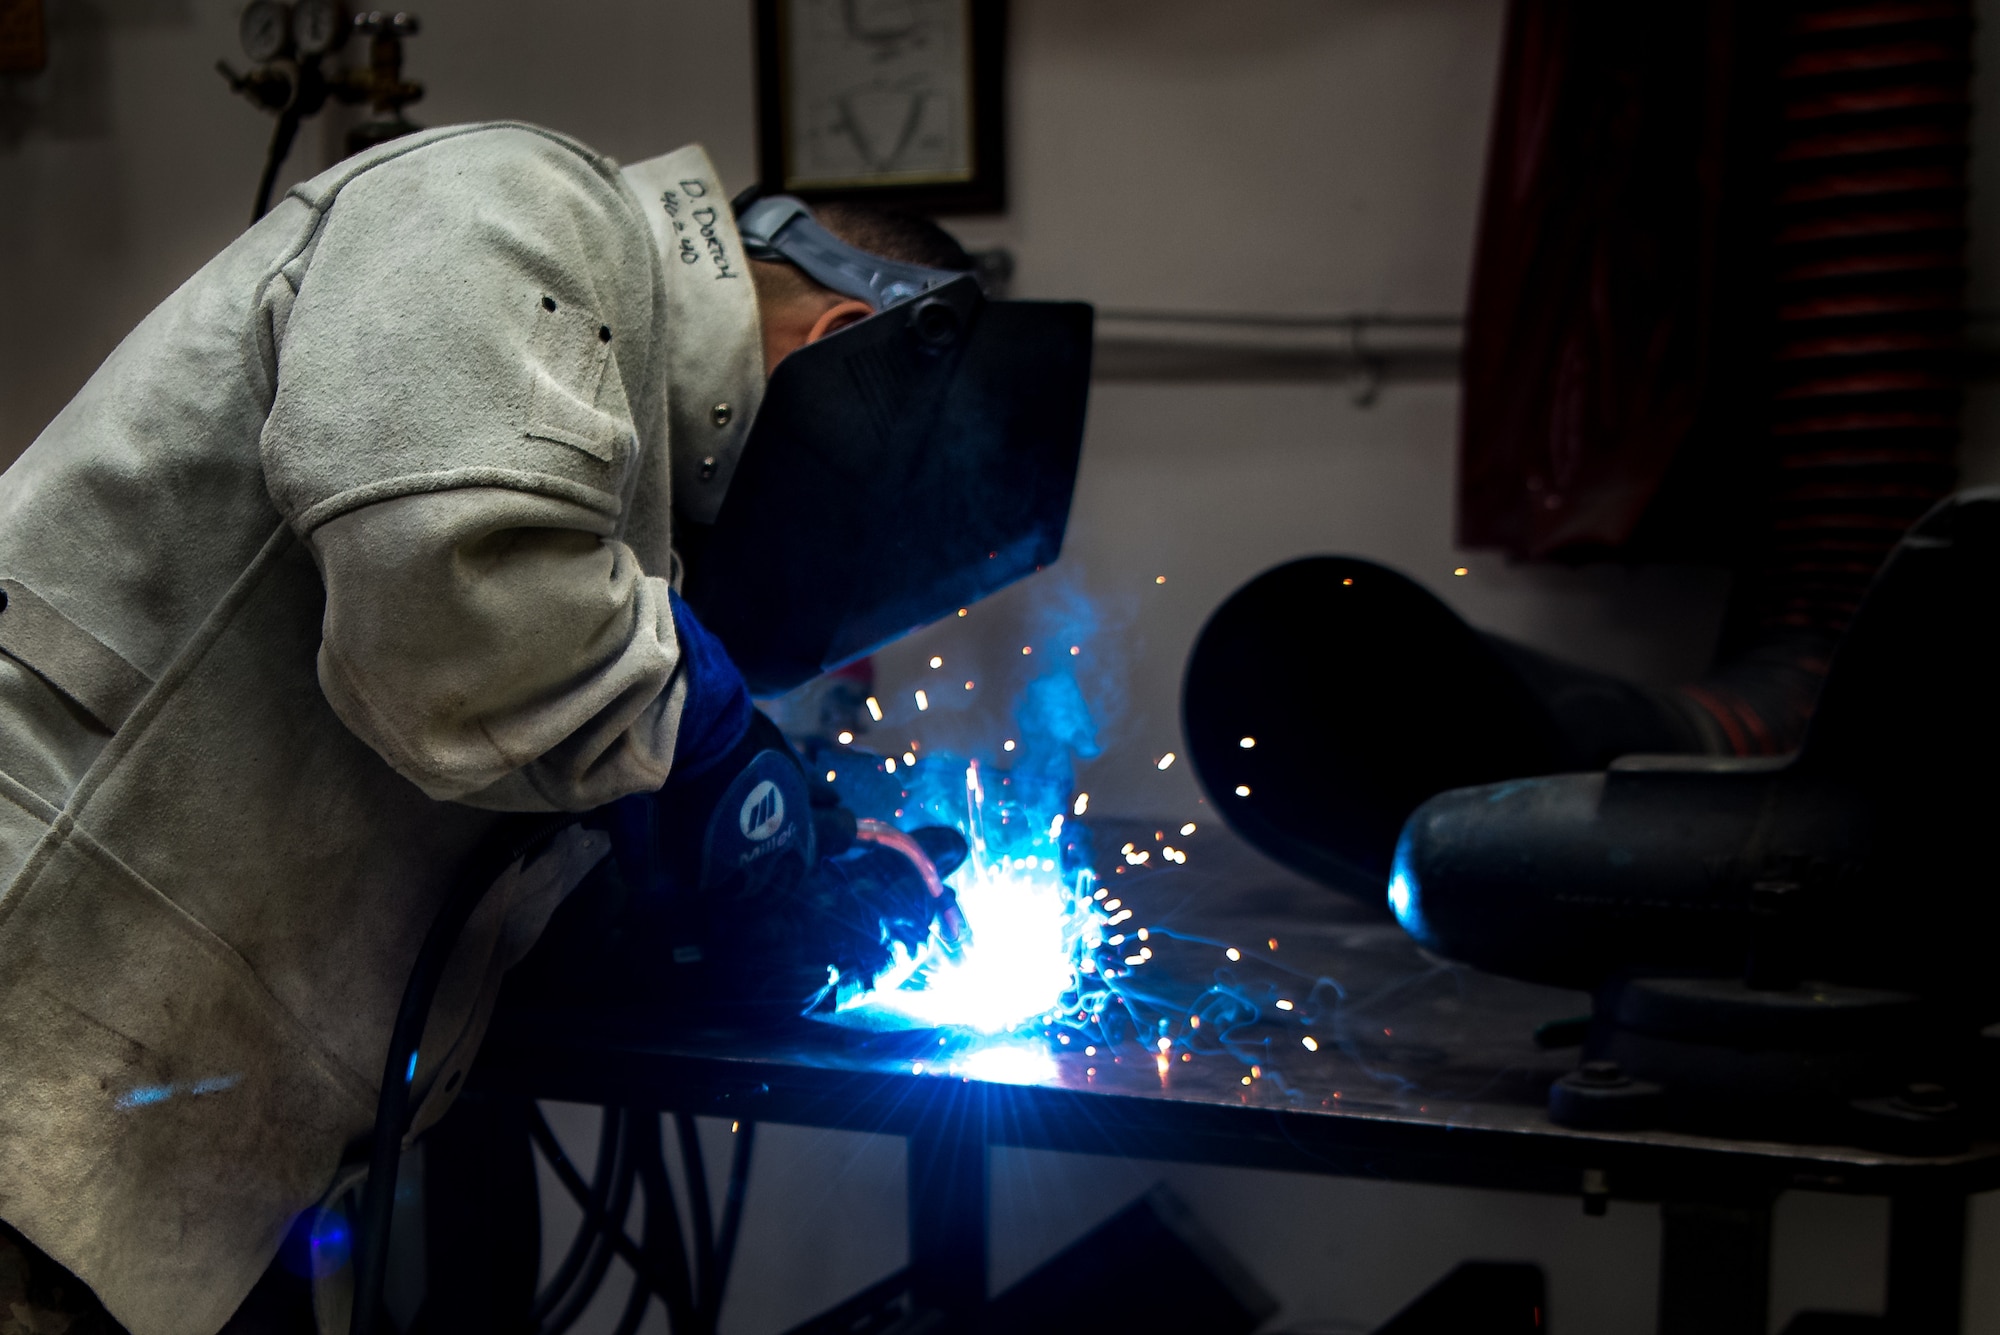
[0,124,764,1335]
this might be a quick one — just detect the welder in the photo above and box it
[0,123,1090,1335]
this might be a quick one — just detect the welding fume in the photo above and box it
[0,87,1090,1335]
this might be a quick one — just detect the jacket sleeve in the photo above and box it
[259,126,687,810]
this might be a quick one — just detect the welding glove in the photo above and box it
[506,595,970,1014]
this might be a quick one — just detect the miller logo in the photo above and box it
[739,780,785,842]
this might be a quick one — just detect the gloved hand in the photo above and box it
[507,596,972,1015]
[798,822,970,988]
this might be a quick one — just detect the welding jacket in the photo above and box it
[0,124,764,1335]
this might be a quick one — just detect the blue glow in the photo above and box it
[309,1212,352,1277]
[956,1043,1060,1085]
[838,849,1098,1033]
[1386,828,1431,944]
[115,1073,243,1110]
[405,1051,419,1084]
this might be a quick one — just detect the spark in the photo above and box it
[1189,1016,1200,1028]
[1107,909,1133,924]
[1105,897,1122,909]
[837,731,854,745]
[1156,752,1176,770]
[1251,1065,1262,1078]
[731,1121,740,1132]
[1085,1046,1097,1056]
[1234,785,1251,797]
[1125,955,1145,966]
[1180,822,1197,835]
[865,696,884,721]
[1226,948,1241,961]
[912,1061,925,1075]
[835,762,1119,1036]
[1342,577,1354,586]
[930,656,943,668]
[886,758,897,773]
[1275,999,1294,1011]
[915,691,929,712]
[1239,736,1256,749]
[1073,792,1090,815]
[1021,646,1033,655]
[1268,938,1279,951]
[957,608,968,617]
[1003,740,1016,751]
[1048,813,1064,839]
[904,751,917,766]
[965,681,975,690]
[826,770,837,782]
[1136,928,1148,941]
[1241,1076,1252,1085]
[1069,646,1081,655]
[1453,566,1469,577]
[1181,1052,1191,1062]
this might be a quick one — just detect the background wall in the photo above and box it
[5,1,1996,1331]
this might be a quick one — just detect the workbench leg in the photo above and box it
[908,1124,987,1315]
[1887,1192,1967,1335]
[1658,1199,1772,1335]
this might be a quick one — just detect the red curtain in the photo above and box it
[1459,0,1772,561]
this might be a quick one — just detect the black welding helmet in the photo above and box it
[678,194,1095,696]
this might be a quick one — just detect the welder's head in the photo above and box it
[748,203,977,375]
[680,192,1094,697]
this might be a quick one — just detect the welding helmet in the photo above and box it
[678,194,1095,696]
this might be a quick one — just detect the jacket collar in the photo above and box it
[620,145,766,526]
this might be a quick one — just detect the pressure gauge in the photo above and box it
[290,0,348,57]
[238,0,293,62]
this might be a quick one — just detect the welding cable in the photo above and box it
[527,1105,694,1322]
[350,815,568,1335]
[531,1105,624,1324]
[608,1118,678,1335]
[701,1121,758,1332]
[632,1110,699,1332]
[536,1109,641,1335]
[607,1260,655,1335]
[672,1112,718,1322]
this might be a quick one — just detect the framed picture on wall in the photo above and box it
[754,0,1007,214]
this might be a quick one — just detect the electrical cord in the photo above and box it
[350,815,567,1335]
[538,1110,640,1335]
[703,1121,757,1332]
[346,814,764,1335]
[673,1112,717,1315]
[532,1107,627,1328]
[634,1113,699,1332]
[525,1107,681,1306]
[524,1104,760,1335]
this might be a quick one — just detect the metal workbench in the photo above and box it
[469,820,2000,1335]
